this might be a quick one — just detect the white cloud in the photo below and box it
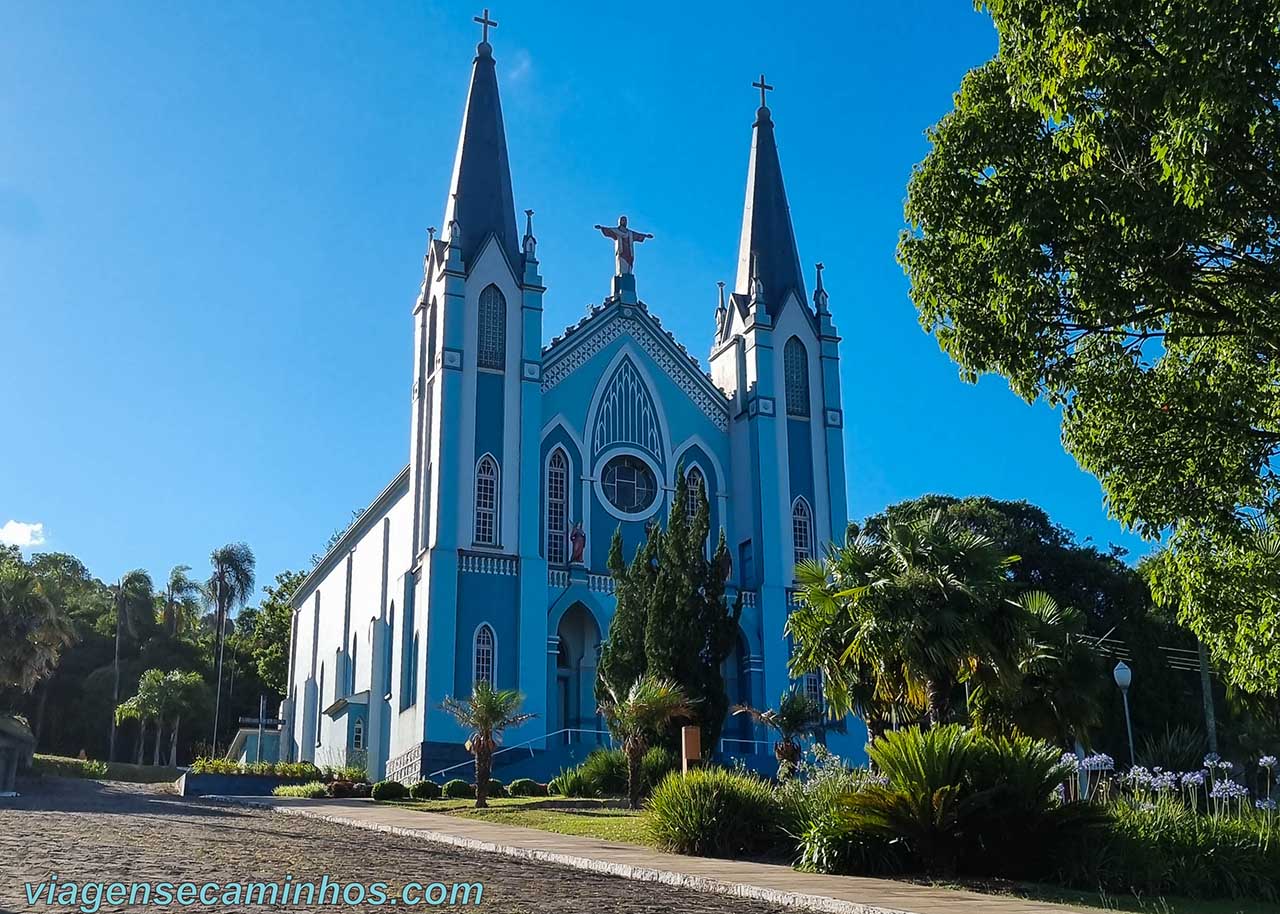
[0,520,46,548]
[506,49,532,84]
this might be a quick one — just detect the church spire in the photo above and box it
[441,11,519,269]
[734,75,805,317]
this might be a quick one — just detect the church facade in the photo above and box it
[281,26,864,783]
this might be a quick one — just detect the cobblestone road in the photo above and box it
[0,778,790,913]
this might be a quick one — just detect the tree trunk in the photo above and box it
[474,743,492,809]
[926,680,949,729]
[169,714,181,767]
[33,681,49,747]
[153,722,162,766]
[627,742,644,811]
[135,720,145,766]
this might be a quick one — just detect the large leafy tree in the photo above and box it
[597,470,741,747]
[899,0,1280,693]
[0,562,74,695]
[236,570,303,696]
[790,510,1020,730]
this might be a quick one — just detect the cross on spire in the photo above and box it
[473,8,498,43]
[752,73,774,108]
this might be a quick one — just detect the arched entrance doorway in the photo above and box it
[555,602,602,744]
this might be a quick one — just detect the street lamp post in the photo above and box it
[1113,661,1136,768]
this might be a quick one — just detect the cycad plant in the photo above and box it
[733,689,824,773]
[598,675,694,809]
[440,681,535,808]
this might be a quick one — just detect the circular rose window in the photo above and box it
[600,454,658,514]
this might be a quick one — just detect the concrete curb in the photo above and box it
[218,797,915,914]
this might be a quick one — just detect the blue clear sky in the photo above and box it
[0,1,1153,596]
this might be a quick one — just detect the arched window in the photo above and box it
[352,716,365,751]
[546,449,568,564]
[792,497,814,566]
[784,336,810,417]
[473,624,496,688]
[477,284,506,370]
[316,663,325,747]
[804,672,823,708]
[685,466,706,523]
[474,455,499,546]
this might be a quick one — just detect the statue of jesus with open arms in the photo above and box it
[594,215,653,275]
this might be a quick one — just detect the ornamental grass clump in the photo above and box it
[272,781,326,798]
[645,767,785,858]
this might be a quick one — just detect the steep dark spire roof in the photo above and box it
[443,40,519,268]
[734,105,805,318]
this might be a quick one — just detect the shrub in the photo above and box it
[327,780,355,798]
[486,778,506,798]
[645,767,784,858]
[273,781,327,798]
[578,749,629,796]
[640,746,678,794]
[351,782,372,799]
[275,761,322,780]
[325,764,368,783]
[507,778,547,797]
[409,780,442,800]
[1058,797,1280,900]
[443,779,476,799]
[548,766,594,798]
[31,755,110,780]
[371,779,408,801]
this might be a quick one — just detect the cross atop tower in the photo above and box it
[752,73,774,109]
[473,8,498,44]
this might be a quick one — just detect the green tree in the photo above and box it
[789,510,1020,729]
[160,670,207,766]
[732,689,824,773]
[158,565,204,638]
[598,675,694,809]
[107,570,155,762]
[239,570,303,695]
[208,543,256,751]
[440,681,535,808]
[899,0,1280,693]
[0,562,74,695]
[598,468,742,747]
[115,667,166,765]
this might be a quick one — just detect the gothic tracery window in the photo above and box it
[546,449,568,564]
[784,336,810,418]
[792,497,814,567]
[474,455,499,546]
[478,284,506,371]
[473,623,496,688]
[685,465,706,522]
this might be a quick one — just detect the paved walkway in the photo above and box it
[237,796,1094,914]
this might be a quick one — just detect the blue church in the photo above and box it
[281,21,863,783]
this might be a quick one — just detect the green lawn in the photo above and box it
[958,881,1280,914]
[392,797,649,844]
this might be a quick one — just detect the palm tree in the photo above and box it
[0,563,74,694]
[207,543,255,753]
[733,689,824,774]
[159,565,203,637]
[107,570,154,762]
[788,511,1017,730]
[440,681,536,808]
[160,670,205,766]
[969,591,1103,746]
[598,675,694,809]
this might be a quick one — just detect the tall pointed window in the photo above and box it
[350,634,358,693]
[316,663,325,747]
[352,716,365,751]
[473,624,496,688]
[474,455,499,546]
[792,497,814,566]
[478,284,506,370]
[685,466,706,523]
[784,336,810,417]
[546,449,568,564]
